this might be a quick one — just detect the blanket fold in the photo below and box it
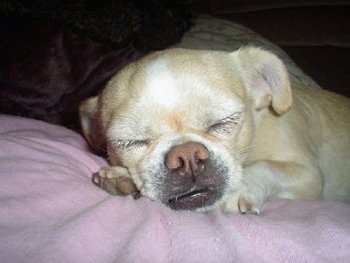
[1,115,350,263]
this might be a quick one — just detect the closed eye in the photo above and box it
[207,112,242,134]
[110,139,150,150]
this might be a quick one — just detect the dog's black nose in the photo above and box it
[165,142,209,178]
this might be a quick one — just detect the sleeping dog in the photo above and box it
[80,47,350,214]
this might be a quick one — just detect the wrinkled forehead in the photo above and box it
[136,57,244,113]
[108,53,246,137]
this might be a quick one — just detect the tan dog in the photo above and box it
[80,47,350,214]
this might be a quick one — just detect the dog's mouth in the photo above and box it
[167,187,220,210]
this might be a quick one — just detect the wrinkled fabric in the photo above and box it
[0,19,142,128]
[0,1,191,128]
[1,115,349,263]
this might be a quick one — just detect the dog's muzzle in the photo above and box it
[163,142,226,210]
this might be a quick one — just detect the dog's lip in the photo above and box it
[167,187,220,210]
[170,188,209,201]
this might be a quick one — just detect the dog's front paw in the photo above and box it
[220,187,263,215]
[93,166,138,196]
[222,162,274,214]
[237,192,261,215]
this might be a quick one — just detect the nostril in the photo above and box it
[165,155,183,170]
[194,147,209,162]
[168,157,192,176]
[165,142,209,175]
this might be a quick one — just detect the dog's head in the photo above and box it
[80,47,292,211]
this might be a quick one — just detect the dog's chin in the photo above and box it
[166,187,222,211]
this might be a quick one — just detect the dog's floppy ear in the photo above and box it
[235,47,292,115]
[79,96,106,151]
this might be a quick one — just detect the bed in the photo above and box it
[1,15,349,263]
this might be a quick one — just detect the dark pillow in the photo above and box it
[0,0,192,129]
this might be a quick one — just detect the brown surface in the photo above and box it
[281,46,350,96]
[218,7,350,47]
[190,0,350,97]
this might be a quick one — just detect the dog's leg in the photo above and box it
[222,160,323,214]
[93,166,138,196]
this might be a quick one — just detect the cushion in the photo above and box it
[175,15,321,88]
[1,114,350,262]
[0,0,191,128]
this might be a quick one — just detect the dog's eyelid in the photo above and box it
[207,112,243,133]
[221,112,242,123]
[110,138,150,150]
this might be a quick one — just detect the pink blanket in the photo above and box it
[1,114,349,263]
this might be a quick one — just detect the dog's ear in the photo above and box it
[79,96,106,151]
[234,47,292,115]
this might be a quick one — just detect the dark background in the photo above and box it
[190,0,350,97]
